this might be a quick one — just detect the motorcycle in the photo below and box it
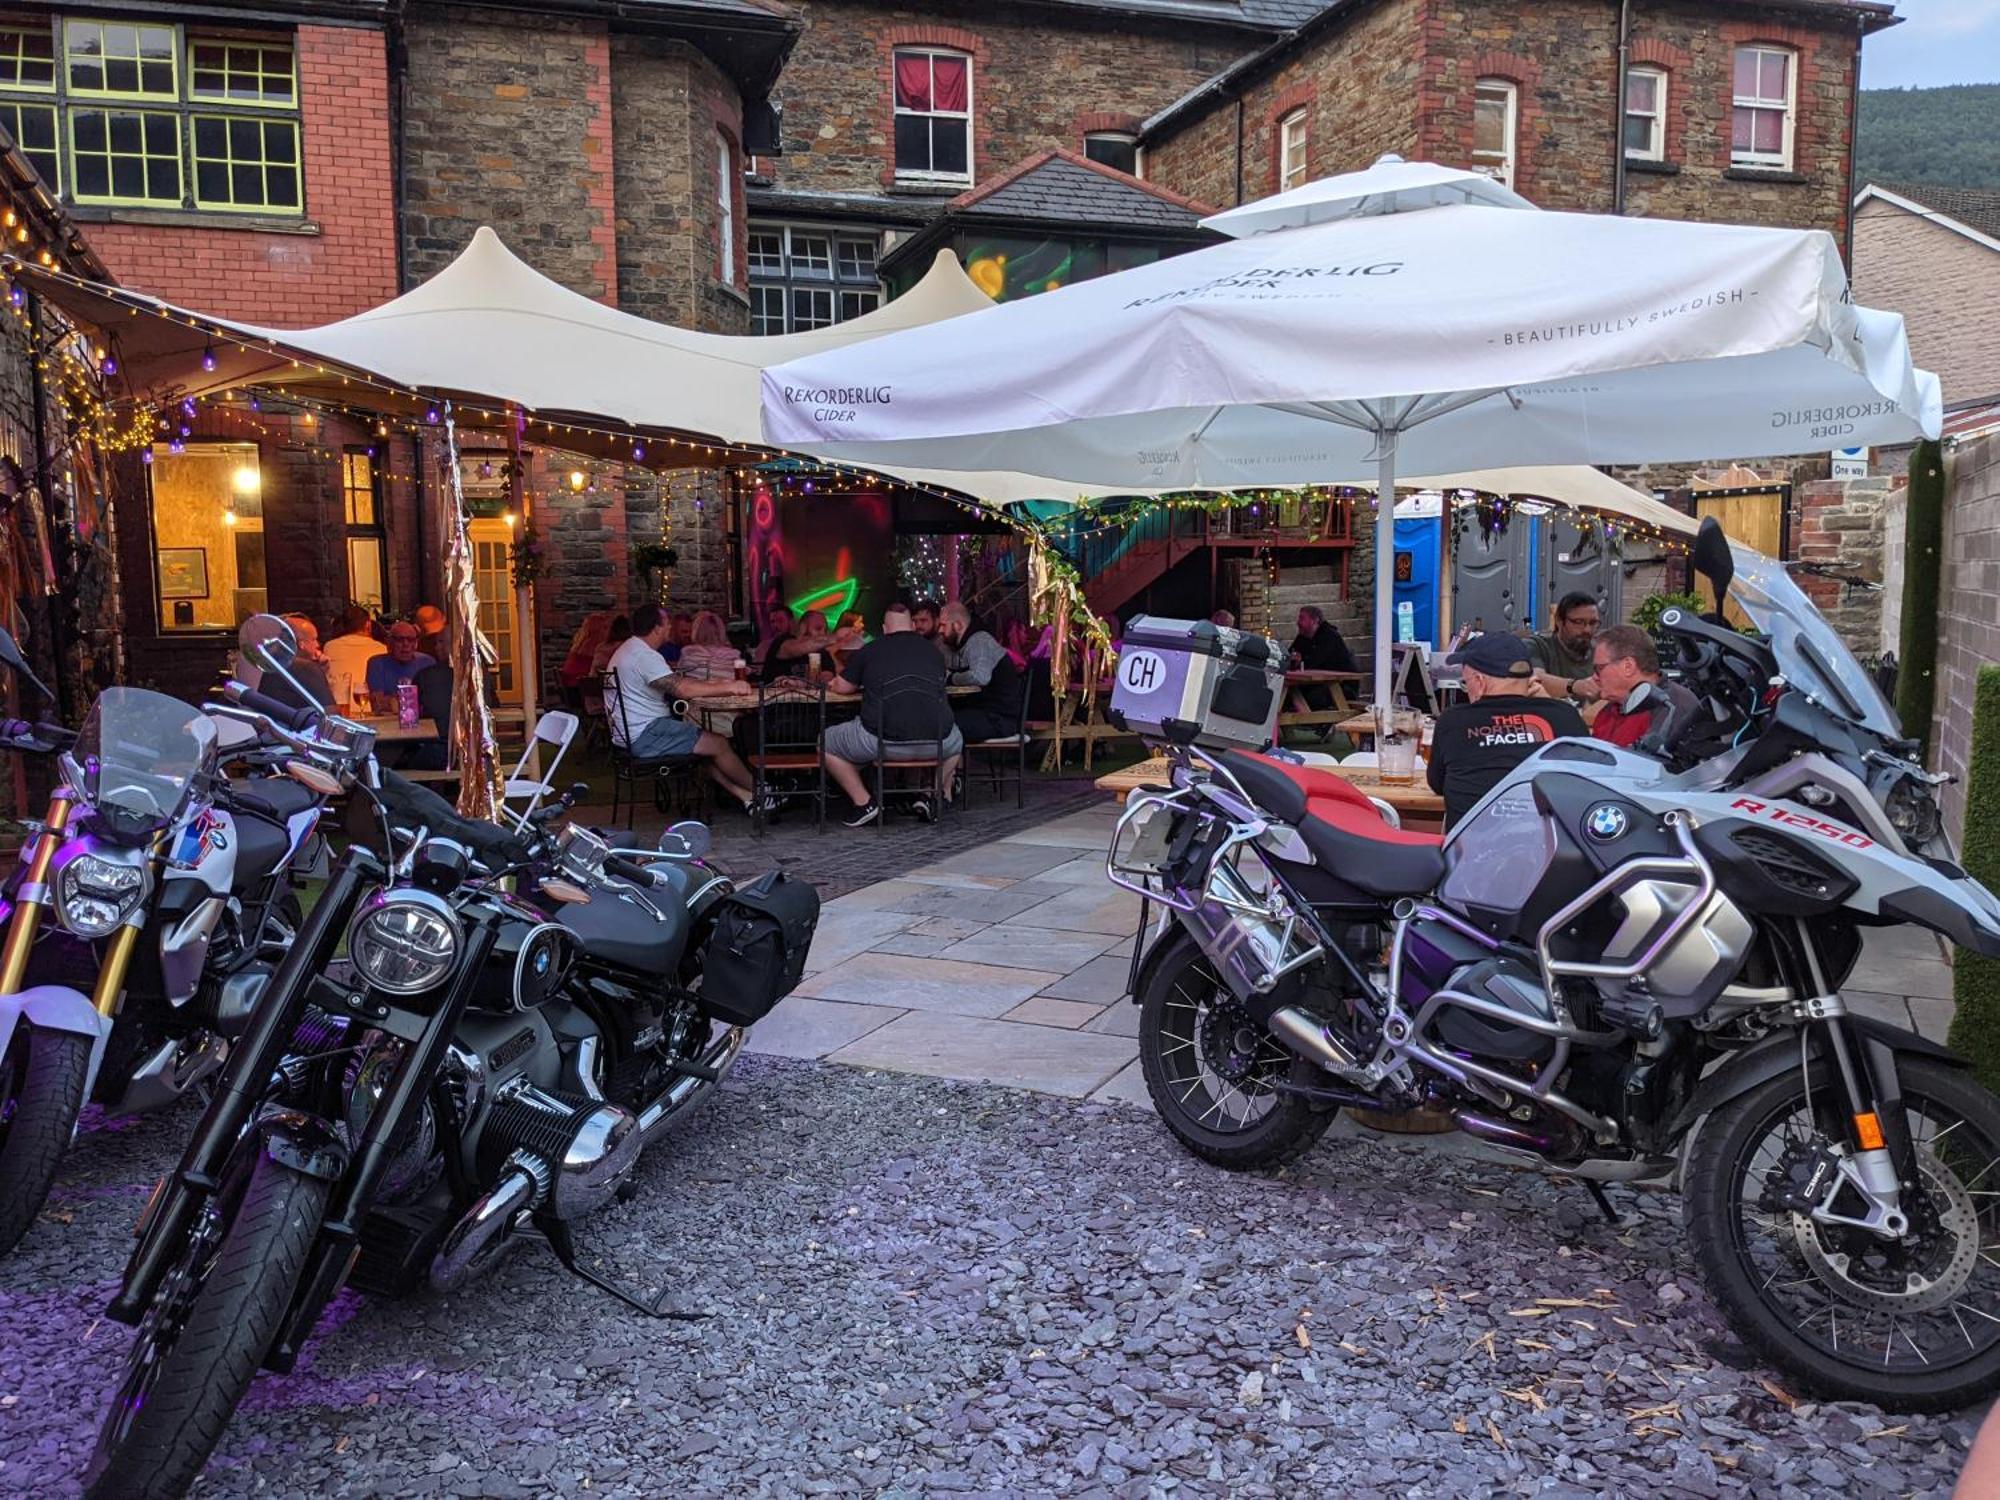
[83,616,818,1500]
[1107,518,2000,1411]
[0,642,328,1256]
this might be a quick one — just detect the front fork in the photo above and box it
[0,788,73,995]
[1807,1007,1919,1240]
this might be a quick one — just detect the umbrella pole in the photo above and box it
[1373,431,1397,716]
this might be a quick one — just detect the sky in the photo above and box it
[1862,0,2000,88]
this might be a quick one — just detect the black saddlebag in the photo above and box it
[699,872,821,1026]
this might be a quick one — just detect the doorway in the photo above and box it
[468,518,520,705]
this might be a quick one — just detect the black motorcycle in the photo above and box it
[82,620,818,1500]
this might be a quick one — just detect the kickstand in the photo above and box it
[1583,1181,1640,1231]
[540,1219,714,1322]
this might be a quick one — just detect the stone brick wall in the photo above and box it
[760,2,1254,198]
[402,6,621,300]
[611,37,750,331]
[1792,475,1897,658]
[1145,0,1860,244]
[1934,433,2000,844]
[89,25,399,325]
[1853,197,2000,410]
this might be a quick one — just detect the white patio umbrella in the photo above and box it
[761,156,1941,710]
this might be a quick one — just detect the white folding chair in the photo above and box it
[1339,750,1379,768]
[502,710,580,829]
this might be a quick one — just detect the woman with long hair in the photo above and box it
[560,611,614,690]
[676,610,742,681]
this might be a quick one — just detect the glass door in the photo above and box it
[468,517,519,704]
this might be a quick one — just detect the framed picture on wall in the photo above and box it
[158,548,210,600]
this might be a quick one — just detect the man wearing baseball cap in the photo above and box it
[1427,634,1587,828]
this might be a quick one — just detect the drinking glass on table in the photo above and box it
[1376,707,1421,785]
[807,651,822,677]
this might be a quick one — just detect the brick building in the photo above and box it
[1138,0,1895,255]
[1852,183,2000,413]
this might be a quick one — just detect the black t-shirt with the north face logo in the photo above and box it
[1425,693,1587,828]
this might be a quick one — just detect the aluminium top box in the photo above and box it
[1107,615,1285,751]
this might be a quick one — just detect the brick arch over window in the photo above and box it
[1263,79,1317,194]
[879,26,988,187]
[1073,110,1141,139]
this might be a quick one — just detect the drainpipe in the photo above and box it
[1842,13,1864,267]
[1612,0,1631,215]
[388,0,409,292]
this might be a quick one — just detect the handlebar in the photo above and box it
[228,687,323,734]
[603,853,654,887]
[0,717,74,753]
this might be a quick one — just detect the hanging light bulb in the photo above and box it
[503,509,518,528]
[201,345,217,373]
[631,442,646,463]
[567,469,586,492]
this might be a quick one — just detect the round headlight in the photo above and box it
[349,890,462,996]
[55,850,151,938]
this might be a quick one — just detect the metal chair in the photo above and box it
[867,680,952,830]
[746,679,827,835]
[601,670,701,825]
[963,661,1035,809]
[501,709,579,830]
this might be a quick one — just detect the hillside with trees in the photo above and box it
[1858,85,2000,191]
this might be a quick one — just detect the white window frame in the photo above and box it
[1624,64,1667,162]
[746,223,882,335]
[1278,108,1308,191]
[891,46,972,185]
[1471,78,1517,188]
[1731,45,1795,170]
[716,129,737,286]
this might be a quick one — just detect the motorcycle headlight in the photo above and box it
[54,850,151,938]
[348,890,462,996]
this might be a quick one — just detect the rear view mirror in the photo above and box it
[239,613,298,674]
[659,821,711,860]
[0,625,55,701]
[1690,517,1734,625]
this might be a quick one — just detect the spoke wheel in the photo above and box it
[1687,1055,2000,1411]
[1137,931,1332,1171]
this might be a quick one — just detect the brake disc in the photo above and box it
[1790,1156,1980,1314]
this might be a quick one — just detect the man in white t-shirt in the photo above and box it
[607,603,769,814]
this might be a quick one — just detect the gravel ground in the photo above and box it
[0,1056,1980,1499]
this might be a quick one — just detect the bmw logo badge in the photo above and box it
[1585,803,1630,841]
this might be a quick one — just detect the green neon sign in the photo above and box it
[788,577,859,620]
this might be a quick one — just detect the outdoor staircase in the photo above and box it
[1078,510,1200,618]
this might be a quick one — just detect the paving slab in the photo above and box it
[742,996,905,1060]
[1002,890,1144,937]
[1041,953,1137,1005]
[906,843,1085,882]
[936,928,1126,974]
[793,951,1060,1018]
[1000,997,1106,1030]
[909,915,990,940]
[1909,994,1956,1044]
[1848,954,1955,1001]
[867,932,959,958]
[1844,990,1915,1029]
[1030,854,1116,886]
[801,909,920,974]
[1083,999,1142,1038]
[822,879,936,914]
[997,822,1119,850]
[827,1011,1136,1098]
[870,883,1058,923]
[1088,1057,1153,1110]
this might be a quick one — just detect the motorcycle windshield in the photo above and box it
[74,687,217,841]
[1726,543,1901,740]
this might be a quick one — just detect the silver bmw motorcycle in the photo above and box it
[1110,518,2000,1410]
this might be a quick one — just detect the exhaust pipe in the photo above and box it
[636,1026,746,1143]
[430,1164,536,1293]
[1267,1007,1363,1079]
[1452,1109,1584,1160]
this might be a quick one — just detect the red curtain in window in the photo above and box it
[932,55,967,113]
[895,53,932,111]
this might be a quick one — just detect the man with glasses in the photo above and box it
[1529,592,1603,703]
[365,621,437,697]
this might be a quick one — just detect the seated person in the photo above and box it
[608,603,772,816]
[1588,625,1699,753]
[754,605,796,678]
[413,603,448,662]
[940,602,1025,741]
[1286,605,1359,716]
[247,613,334,714]
[1529,592,1604,704]
[764,608,833,680]
[1427,633,1586,828]
[822,607,963,828]
[1210,608,1236,629]
[398,660,453,772]
[830,610,869,663]
[674,610,742,681]
[365,621,436,697]
[322,604,385,702]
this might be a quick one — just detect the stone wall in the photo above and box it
[1935,432,2000,844]
[1145,0,1861,244]
[759,3,1252,198]
[1792,475,1898,659]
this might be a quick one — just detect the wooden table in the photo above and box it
[346,705,528,745]
[1096,755,1443,834]
[686,684,974,724]
[1279,669,1367,731]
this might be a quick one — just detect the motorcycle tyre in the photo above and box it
[83,1152,328,1500]
[0,1024,91,1255]
[1685,1056,2000,1412]
[1138,933,1333,1171]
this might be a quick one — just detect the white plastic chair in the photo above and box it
[502,710,579,829]
[1340,750,1379,768]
